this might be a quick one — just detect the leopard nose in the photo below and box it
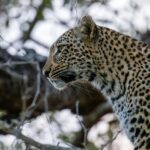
[43,69,50,77]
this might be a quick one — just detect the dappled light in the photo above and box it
[0,0,150,150]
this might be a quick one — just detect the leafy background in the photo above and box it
[0,0,150,150]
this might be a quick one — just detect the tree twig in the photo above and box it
[100,129,122,150]
[75,101,88,148]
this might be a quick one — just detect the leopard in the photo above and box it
[43,15,150,150]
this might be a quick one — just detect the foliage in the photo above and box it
[0,0,150,150]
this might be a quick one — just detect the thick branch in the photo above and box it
[0,47,109,120]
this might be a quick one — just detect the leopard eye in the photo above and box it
[55,51,62,63]
[55,47,62,63]
[54,44,67,63]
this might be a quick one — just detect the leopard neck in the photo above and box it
[92,27,147,102]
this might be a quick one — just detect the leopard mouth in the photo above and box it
[58,70,77,83]
[48,70,77,90]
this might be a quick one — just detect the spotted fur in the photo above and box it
[43,16,150,150]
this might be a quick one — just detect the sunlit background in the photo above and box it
[0,0,150,150]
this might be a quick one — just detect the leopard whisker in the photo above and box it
[68,80,99,96]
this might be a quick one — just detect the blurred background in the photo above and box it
[0,0,150,150]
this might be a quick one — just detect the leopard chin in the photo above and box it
[48,78,67,90]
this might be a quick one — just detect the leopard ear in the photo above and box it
[79,15,98,40]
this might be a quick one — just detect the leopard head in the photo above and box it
[43,16,100,90]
